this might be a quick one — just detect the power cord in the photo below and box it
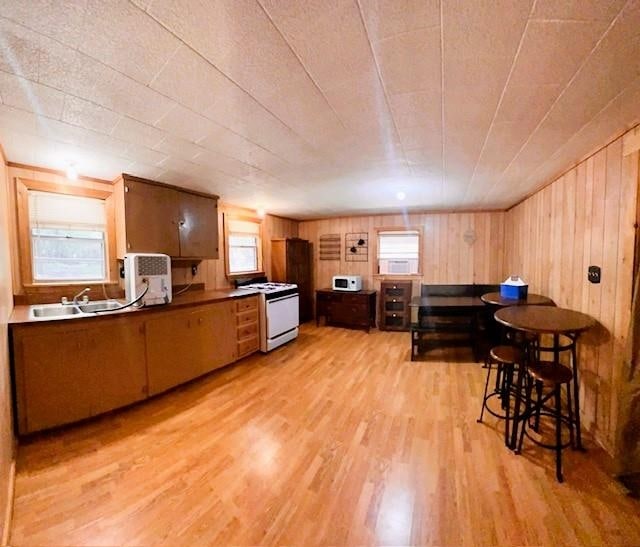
[93,281,150,313]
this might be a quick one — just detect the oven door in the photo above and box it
[266,294,299,339]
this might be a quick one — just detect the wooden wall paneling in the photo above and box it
[611,150,639,445]
[0,151,15,541]
[299,210,506,296]
[503,131,639,456]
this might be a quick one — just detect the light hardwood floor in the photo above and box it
[10,324,640,546]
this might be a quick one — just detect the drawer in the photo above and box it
[237,321,258,339]
[236,310,258,326]
[236,297,258,312]
[238,337,259,357]
[343,294,367,305]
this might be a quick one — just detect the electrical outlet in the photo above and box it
[588,265,601,284]
[191,264,198,277]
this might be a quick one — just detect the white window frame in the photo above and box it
[28,190,108,283]
[375,227,423,276]
[224,214,264,277]
[16,178,117,287]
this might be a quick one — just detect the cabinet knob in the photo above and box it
[393,299,396,302]
[393,313,397,317]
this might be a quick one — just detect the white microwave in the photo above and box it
[332,275,362,292]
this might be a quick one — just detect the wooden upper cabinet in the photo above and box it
[121,178,180,256]
[178,192,219,258]
[115,174,219,259]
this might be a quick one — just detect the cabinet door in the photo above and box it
[86,319,147,415]
[145,309,203,395]
[18,330,93,433]
[124,179,180,256]
[178,193,219,258]
[199,301,237,372]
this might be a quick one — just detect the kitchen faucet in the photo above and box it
[71,287,91,306]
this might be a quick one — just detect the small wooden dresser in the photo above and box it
[379,280,412,331]
[316,289,377,332]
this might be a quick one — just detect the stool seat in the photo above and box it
[489,345,522,365]
[527,361,573,385]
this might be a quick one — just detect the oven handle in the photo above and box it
[267,293,299,304]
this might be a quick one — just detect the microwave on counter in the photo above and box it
[332,275,362,292]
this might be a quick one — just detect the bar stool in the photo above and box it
[477,345,522,446]
[516,361,574,482]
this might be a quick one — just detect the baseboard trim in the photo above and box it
[1,459,15,547]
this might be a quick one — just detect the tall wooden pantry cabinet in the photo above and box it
[271,238,313,323]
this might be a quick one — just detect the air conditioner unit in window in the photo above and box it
[379,259,418,275]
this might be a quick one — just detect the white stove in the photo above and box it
[238,282,299,352]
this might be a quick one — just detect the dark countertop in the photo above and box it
[9,288,260,326]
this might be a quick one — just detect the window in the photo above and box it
[28,190,108,282]
[377,229,421,275]
[224,215,263,275]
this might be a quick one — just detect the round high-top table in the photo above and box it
[480,292,555,307]
[494,305,595,450]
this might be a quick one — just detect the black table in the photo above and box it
[409,296,485,361]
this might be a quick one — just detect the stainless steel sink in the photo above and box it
[31,305,83,318]
[78,300,122,313]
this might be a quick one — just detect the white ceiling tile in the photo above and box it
[508,20,609,87]
[0,18,40,80]
[0,1,636,217]
[154,135,202,162]
[111,116,165,149]
[442,0,532,196]
[370,28,442,96]
[150,44,237,114]
[358,0,440,40]
[155,103,216,143]
[532,0,626,22]
[0,1,87,49]
[77,0,180,85]
[123,143,168,166]
[146,0,344,148]
[191,148,256,179]
[61,96,121,134]
[0,71,65,118]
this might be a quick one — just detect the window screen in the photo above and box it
[28,190,107,281]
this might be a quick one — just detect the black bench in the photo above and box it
[410,284,499,361]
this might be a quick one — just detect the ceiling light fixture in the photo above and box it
[396,191,406,201]
[66,164,78,181]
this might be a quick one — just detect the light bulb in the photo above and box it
[66,164,78,181]
[396,191,406,201]
[257,208,266,218]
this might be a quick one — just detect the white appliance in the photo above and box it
[123,253,172,306]
[332,275,362,292]
[238,282,299,352]
[378,259,418,275]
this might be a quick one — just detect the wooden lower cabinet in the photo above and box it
[316,289,377,332]
[12,295,260,434]
[13,316,147,434]
[145,301,239,396]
